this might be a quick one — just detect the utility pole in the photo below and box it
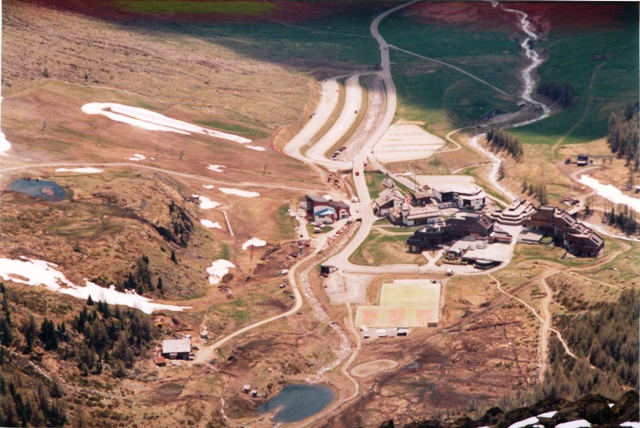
[407,164,417,191]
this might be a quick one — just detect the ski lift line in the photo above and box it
[222,210,234,237]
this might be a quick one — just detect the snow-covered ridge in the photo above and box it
[0,257,188,314]
[82,103,252,144]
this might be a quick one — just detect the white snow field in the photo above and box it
[0,257,187,314]
[579,175,640,213]
[206,259,235,285]
[374,123,445,163]
[219,188,260,198]
[82,103,252,144]
[242,238,266,250]
[207,165,226,172]
[200,219,222,229]
[202,184,215,189]
[246,145,266,151]
[196,196,220,209]
[55,168,103,173]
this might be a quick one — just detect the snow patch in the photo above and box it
[537,411,557,418]
[509,417,539,428]
[128,154,146,161]
[81,103,251,143]
[579,175,640,213]
[621,423,640,428]
[246,145,266,151]
[200,219,222,229]
[219,188,260,198]
[242,238,266,250]
[206,260,235,285]
[207,165,226,173]
[0,132,11,156]
[555,420,591,428]
[202,184,215,190]
[0,257,188,314]
[55,168,103,173]
[197,196,220,210]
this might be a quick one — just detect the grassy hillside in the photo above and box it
[510,4,639,147]
[379,3,522,134]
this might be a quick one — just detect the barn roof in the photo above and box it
[162,338,191,354]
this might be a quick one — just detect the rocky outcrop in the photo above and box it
[380,391,639,428]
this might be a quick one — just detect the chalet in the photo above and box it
[446,212,494,240]
[431,184,486,210]
[305,194,331,219]
[577,154,589,166]
[407,212,494,252]
[491,199,536,225]
[523,205,604,257]
[305,194,350,224]
[407,222,446,252]
[389,203,443,226]
[372,188,404,216]
[162,338,191,360]
[409,188,432,207]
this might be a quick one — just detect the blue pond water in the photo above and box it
[255,384,335,423]
[8,179,67,202]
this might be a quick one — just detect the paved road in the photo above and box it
[284,78,340,164]
[305,74,363,165]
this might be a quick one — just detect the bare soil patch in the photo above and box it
[351,359,399,378]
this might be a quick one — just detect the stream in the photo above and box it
[470,5,552,203]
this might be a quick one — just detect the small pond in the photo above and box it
[255,383,335,423]
[7,178,67,202]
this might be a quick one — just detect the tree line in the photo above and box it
[603,204,638,235]
[487,128,524,161]
[0,283,66,427]
[607,102,639,169]
[537,81,575,108]
[153,201,194,247]
[539,289,638,401]
[0,281,162,426]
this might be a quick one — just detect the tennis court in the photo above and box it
[355,279,441,328]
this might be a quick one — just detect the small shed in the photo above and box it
[154,356,167,367]
[162,338,191,360]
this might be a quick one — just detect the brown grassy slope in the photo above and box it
[2,1,309,131]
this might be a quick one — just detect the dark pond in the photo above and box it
[8,178,67,201]
[255,383,335,423]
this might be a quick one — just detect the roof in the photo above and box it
[306,194,329,203]
[374,188,404,208]
[315,206,336,216]
[406,206,442,221]
[435,183,482,196]
[162,338,191,354]
[333,200,350,209]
